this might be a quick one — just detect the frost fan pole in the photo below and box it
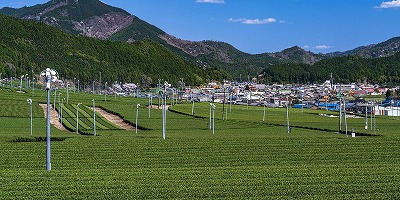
[40,68,58,171]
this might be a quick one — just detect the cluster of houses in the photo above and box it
[180,80,400,117]
[1,75,399,116]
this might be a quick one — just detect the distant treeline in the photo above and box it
[261,53,400,85]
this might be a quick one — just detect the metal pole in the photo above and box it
[66,83,69,104]
[344,99,348,137]
[263,101,266,122]
[365,105,368,130]
[374,107,377,135]
[222,87,225,120]
[104,82,107,101]
[230,91,232,113]
[162,94,165,139]
[53,89,57,109]
[32,78,35,97]
[192,100,195,116]
[99,72,101,94]
[92,99,96,136]
[148,95,151,118]
[41,68,58,171]
[371,104,373,131]
[164,89,166,139]
[46,87,51,170]
[61,98,63,125]
[27,99,32,136]
[58,93,61,118]
[76,103,81,134]
[286,97,290,133]
[212,104,215,135]
[136,104,140,134]
[20,75,24,92]
[339,97,342,132]
[162,90,166,140]
[209,103,212,130]
[30,101,32,136]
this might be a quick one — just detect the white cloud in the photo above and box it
[196,0,225,3]
[376,0,400,8]
[303,45,310,49]
[228,18,277,25]
[314,45,333,50]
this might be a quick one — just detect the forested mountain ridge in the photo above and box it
[0,0,326,78]
[260,52,400,85]
[327,37,400,59]
[2,0,400,85]
[0,13,226,86]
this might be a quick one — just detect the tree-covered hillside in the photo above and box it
[260,53,400,85]
[0,14,227,86]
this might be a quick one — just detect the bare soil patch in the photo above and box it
[94,107,135,131]
[39,104,67,131]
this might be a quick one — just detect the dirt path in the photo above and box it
[39,104,67,131]
[40,104,135,131]
[94,107,135,131]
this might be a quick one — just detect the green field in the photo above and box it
[1,86,399,199]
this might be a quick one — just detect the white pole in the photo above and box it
[229,91,232,113]
[162,94,165,140]
[339,97,342,132]
[41,68,58,171]
[76,103,81,134]
[211,103,216,135]
[148,94,151,118]
[46,86,51,170]
[20,75,24,92]
[58,93,61,118]
[365,105,368,130]
[162,89,166,140]
[27,99,33,136]
[66,83,69,104]
[136,104,140,134]
[374,106,377,135]
[92,99,96,136]
[32,77,35,97]
[105,82,107,101]
[212,105,214,135]
[286,97,290,133]
[53,89,57,109]
[209,103,212,130]
[344,99,348,137]
[191,100,195,116]
[263,101,266,122]
[371,104,373,131]
[61,98,64,125]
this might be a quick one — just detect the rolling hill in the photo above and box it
[0,13,227,86]
[2,0,400,84]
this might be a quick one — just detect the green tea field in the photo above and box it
[0,87,399,199]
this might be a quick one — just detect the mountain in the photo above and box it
[0,0,289,79]
[327,37,400,58]
[0,13,226,86]
[2,0,400,83]
[0,0,155,40]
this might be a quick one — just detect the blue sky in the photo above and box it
[1,0,400,54]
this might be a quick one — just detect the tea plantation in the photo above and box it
[1,86,399,199]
